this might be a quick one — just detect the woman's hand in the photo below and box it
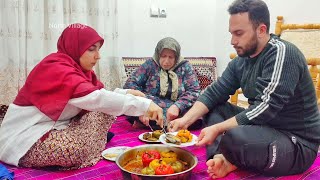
[147,102,164,128]
[168,117,190,132]
[166,104,180,121]
[139,115,150,126]
[127,89,145,97]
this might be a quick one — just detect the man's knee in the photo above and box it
[203,103,244,127]
[203,104,230,126]
[220,127,276,171]
[220,127,247,150]
[219,127,249,167]
[203,107,220,126]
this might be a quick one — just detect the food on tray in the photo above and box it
[141,150,161,167]
[149,159,166,170]
[165,134,181,145]
[170,160,184,173]
[152,130,163,139]
[142,130,163,141]
[103,153,118,158]
[161,150,177,163]
[142,133,158,141]
[155,164,174,175]
[123,149,188,175]
[102,146,131,161]
[141,166,155,175]
[176,129,193,143]
[165,130,193,145]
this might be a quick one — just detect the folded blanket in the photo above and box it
[0,164,14,180]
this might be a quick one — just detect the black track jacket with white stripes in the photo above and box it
[198,34,320,150]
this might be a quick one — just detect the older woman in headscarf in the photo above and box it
[0,24,163,170]
[124,37,201,129]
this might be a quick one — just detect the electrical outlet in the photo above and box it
[159,8,167,18]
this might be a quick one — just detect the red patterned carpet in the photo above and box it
[1,107,320,179]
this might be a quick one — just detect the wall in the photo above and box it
[117,0,216,59]
[118,0,320,76]
[214,0,320,76]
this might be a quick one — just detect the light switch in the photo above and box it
[150,7,159,17]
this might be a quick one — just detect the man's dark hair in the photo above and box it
[228,0,270,33]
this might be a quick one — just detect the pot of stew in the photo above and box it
[115,144,198,180]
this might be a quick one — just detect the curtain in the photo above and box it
[0,0,127,105]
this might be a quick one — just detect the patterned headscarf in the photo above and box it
[152,37,185,101]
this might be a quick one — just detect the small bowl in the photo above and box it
[115,144,198,180]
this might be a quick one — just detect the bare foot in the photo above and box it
[206,154,237,179]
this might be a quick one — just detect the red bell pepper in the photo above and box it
[155,164,175,175]
[141,150,161,167]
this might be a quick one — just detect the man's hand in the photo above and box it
[147,102,164,128]
[196,125,221,146]
[166,104,180,121]
[127,89,145,97]
[196,117,238,146]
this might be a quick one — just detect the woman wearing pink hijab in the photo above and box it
[0,24,163,169]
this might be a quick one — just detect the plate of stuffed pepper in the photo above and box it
[138,130,164,143]
[159,129,198,147]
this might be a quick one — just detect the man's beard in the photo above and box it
[236,35,258,57]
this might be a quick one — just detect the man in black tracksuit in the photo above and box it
[168,0,320,178]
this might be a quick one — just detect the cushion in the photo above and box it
[281,29,320,58]
[122,57,217,90]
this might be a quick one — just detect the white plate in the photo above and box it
[101,146,131,161]
[159,132,198,147]
[138,132,161,143]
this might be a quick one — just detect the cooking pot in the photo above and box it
[115,144,198,180]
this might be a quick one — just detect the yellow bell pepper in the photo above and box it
[177,129,193,142]
[149,159,166,170]
[177,129,190,137]
[160,150,177,164]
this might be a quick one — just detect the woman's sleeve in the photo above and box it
[114,88,128,94]
[174,62,201,113]
[145,94,174,109]
[123,60,151,91]
[68,89,151,116]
